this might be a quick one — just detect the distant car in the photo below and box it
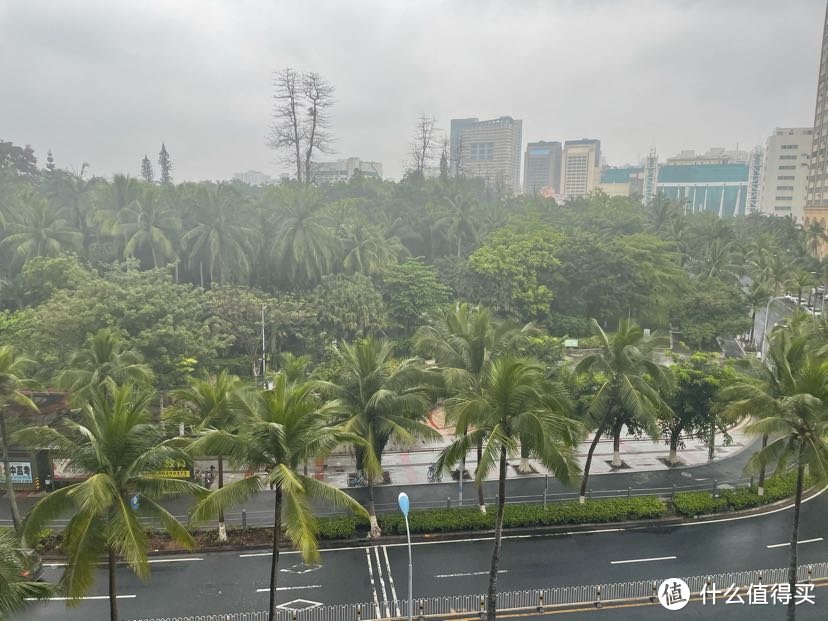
[784,293,798,302]
[18,549,43,581]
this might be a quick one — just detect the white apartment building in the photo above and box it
[451,116,523,193]
[309,157,383,184]
[560,139,601,198]
[759,128,812,221]
[232,170,275,186]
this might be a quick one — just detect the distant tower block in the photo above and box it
[642,148,658,205]
[746,146,763,214]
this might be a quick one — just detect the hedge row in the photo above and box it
[374,497,667,536]
[673,471,808,517]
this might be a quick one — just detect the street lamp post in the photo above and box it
[398,492,413,621]
[759,296,785,359]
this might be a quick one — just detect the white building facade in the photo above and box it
[759,127,813,221]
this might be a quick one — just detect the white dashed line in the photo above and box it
[767,537,824,549]
[256,585,322,592]
[435,570,509,578]
[27,595,137,601]
[610,555,677,565]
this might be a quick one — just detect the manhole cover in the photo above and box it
[277,599,323,611]
[281,563,321,574]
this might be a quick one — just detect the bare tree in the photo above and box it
[268,68,304,183]
[452,134,465,178]
[410,114,437,179]
[302,72,335,184]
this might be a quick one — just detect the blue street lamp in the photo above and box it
[398,492,413,621]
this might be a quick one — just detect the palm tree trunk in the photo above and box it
[757,434,769,496]
[476,438,486,513]
[368,477,380,537]
[268,489,283,621]
[151,244,159,269]
[108,547,118,621]
[486,447,508,621]
[579,425,604,504]
[0,411,22,533]
[217,455,227,542]
[786,445,806,621]
[518,441,531,474]
[611,423,622,468]
[749,308,756,344]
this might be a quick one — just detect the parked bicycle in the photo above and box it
[427,463,443,482]
[348,471,367,487]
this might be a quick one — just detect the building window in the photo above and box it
[780,155,797,160]
[780,165,796,170]
[781,144,799,149]
[775,196,793,201]
[778,175,795,180]
[470,142,494,161]
[776,185,795,191]
[774,206,792,211]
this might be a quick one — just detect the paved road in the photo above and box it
[752,299,796,356]
[13,485,828,620]
[0,433,762,529]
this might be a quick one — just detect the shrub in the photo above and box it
[377,497,666,535]
[316,517,361,540]
[673,471,809,517]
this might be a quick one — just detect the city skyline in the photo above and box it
[1,0,824,182]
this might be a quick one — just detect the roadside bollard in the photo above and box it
[479,597,486,620]
[650,581,658,602]
[627,486,631,500]
[671,484,676,501]
[595,587,602,608]
[537,592,544,613]
[750,476,754,489]
[356,605,361,621]
[808,566,814,583]
[758,573,763,586]
[588,487,593,500]
[713,480,719,496]
[447,497,452,509]
[242,509,247,531]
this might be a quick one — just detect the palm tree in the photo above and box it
[574,320,670,502]
[0,529,52,615]
[414,303,537,511]
[340,221,407,275]
[319,337,438,536]
[189,373,367,621]
[0,191,82,270]
[791,270,815,305]
[0,347,37,533]
[15,385,200,621]
[55,328,154,405]
[435,357,581,621]
[804,219,827,259]
[440,194,478,257]
[181,184,258,285]
[719,330,828,621]
[44,164,100,250]
[117,188,180,268]
[168,370,245,541]
[270,187,338,285]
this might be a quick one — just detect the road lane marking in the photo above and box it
[148,557,204,563]
[767,537,824,549]
[364,547,381,618]
[26,595,137,601]
[382,545,401,617]
[240,552,273,557]
[610,555,677,565]
[435,570,509,578]
[256,585,322,592]
[372,546,390,617]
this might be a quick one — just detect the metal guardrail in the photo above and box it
[128,562,828,621]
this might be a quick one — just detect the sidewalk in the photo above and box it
[199,415,755,490]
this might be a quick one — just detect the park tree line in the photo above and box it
[2,140,828,621]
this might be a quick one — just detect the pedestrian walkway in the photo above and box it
[202,414,755,490]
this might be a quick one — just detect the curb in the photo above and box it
[40,485,823,561]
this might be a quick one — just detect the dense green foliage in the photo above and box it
[673,471,809,517]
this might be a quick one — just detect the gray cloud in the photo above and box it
[0,0,824,180]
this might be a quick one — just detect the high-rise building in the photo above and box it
[805,2,828,242]
[450,116,523,193]
[759,128,812,221]
[523,141,562,195]
[232,170,275,186]
[309,157,383,184]
[560,139,601,198]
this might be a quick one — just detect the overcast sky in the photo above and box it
[1,0,825,181]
